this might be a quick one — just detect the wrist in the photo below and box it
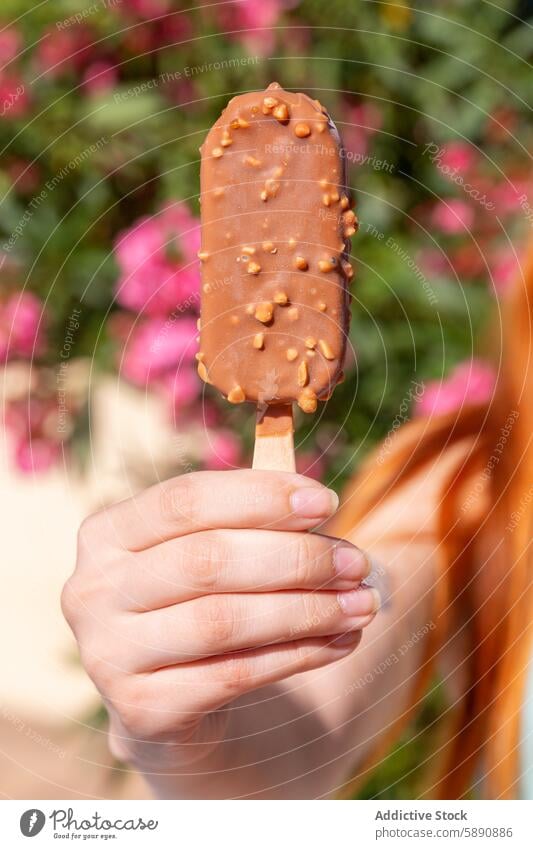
[108,709,228,773]
[107,709,230,773]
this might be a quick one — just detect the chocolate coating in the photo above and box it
[198,82,355,413]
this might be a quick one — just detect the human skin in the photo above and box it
[62,466,443,798]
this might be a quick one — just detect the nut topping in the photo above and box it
[272,103,289,122]
[228,386,246,403]
[298,388,318,413]
[297,360,309,387]
[294,122,311,138]
[318,339,335,360]
[254,302,274,323]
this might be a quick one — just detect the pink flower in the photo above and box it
[115,216,163,275]
[13,437,61,474]
[343,126,367,160]
[116,264,199,316]
[36,28,93,78]
[214,0,295,55]
[416,359,496,418]
[417,248,448,276]
[120,0,172,17]
[121,316,198,385]
[162,365,200,410]
[115,203,200,315]
[490,179,531,215]
[159,202,201,257]
[215,0,290,29]
[4,394,64,474]
[0,292,45,362]
[156,13,193,45]
[342,103,383,163]
[82,60,118,96]
[348,103,383,134]
[0,74,30,118]
[204,430,241,470]
[492,248,520,295]
[431,199,475,234]
[0,26,22,62]
[438,142,476,174]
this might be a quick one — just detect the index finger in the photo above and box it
[83,470,339,553]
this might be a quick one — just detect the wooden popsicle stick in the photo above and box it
[252,404,295,472]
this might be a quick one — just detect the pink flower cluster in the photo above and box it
[115,203,200,316]
[0,26,30,120]
[35,24,120,96]
[0,292,45,363]
[0,294,60,473]
[415,359,496,418]
[0,26,21,62]
[121,315,199,404]
[114,202,204,413]
[5,395,62,474]
[113,201,244,467]
[203,429,242,471]
[213,0,296,55]
[343,102,383,162]
[431,197,475,235]
[419,137,530,295]
[36,26,94,79]
[120,0,173,17]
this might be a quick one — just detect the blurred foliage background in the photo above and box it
[0,0,531,797]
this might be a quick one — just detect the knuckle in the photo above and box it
[187,532,222,591]
[159,474,202,528]
[107,729,130,762]
[323,538,339,582]
[60,577,78,626]
[63,565,104,614]
[300,591,324,635]
[293,533,318,586]
[79,645,114,691]
[199,596,237,650]
[116,700,153,741]
[290,640,315,673]
[61,570,104,628]
[215,654,254,697]
[77,511,105,555]
[116,678,179,741]
[111,677,153,738]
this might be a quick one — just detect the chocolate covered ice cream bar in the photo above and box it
[197,82,356,414]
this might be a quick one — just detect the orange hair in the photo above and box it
[332,242,533,799]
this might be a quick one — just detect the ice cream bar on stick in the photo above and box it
[197,82,356,471]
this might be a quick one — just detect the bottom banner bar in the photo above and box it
[1,799,531,847]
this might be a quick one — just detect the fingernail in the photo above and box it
[338,587,381,617]
[330,632,361,648]
[290,487,339,519]
[334,543,369,582]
